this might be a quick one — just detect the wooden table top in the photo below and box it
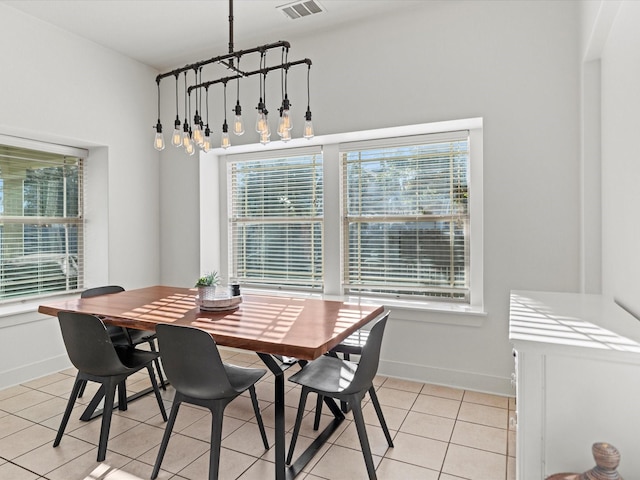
[38,285,385,361]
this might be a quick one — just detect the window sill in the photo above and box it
[242,288,487,327]
[0,292,79,327]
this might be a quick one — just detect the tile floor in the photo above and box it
[0,349,516,480]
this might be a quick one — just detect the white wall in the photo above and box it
[599,1,640,313]
[0,4,161,387]
[161,0,581,394]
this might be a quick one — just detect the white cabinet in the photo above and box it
[509,290,640,479]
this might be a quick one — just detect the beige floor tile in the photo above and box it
[442,444,507,480]
[383,431,448,471]
[258,402,303,433]
[107,423,165,459]
[376,457,440,479]
[221,421,274,457]
[439,474,468,480]
[375,387,419,410]
[0,423,56,460]
[0,389,55,414]
[112,394,167,423]
[0,384,31,401]
[362,401,408,431]
[179,412,246,442]
[37,377,78,397]
[412,394,461,419]
[0,414,35,439]
[46,450,131,480]
[69,412,140,444]
[382,377,424,393]
[22,373,70,390]
[399,410,455,442]
[40,404,95,434]
[333,421,395,457]
[137,433,210,474]
[507,455,516,480]
[508,429,516,457]
[309,444,382,480]
[224,395,264,422]
[373,374,388,387]
[421,383,465,400]
[0,462,40,480]
[451,420,507,454]
[463,390,510,408]
[14,396,69,423]
[159,403,209,433]
[458,402,508,429]
[107,459,172,479]
[177,447,257,480]
[237,458,275,479]
[12,435,94,476]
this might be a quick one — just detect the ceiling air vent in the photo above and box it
[277,0,325,20]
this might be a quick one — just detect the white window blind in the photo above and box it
[341,132,469,301]
[228,148,323,289]
[0,142,84,301]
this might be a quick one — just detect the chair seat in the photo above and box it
[289,355,358,395]
[115,346,161,370]
[224,363,266,393]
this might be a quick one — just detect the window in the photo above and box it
[217,119,482,308]
[228,148,323,289]
[0,141,84,301]
[341,132,469,301]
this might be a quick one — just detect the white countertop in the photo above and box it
[509,290,640,355]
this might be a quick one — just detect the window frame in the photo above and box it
[0,135,87,304]
[206,118,483,312]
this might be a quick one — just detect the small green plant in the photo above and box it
[195,271,221,287]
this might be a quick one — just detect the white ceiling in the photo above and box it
[1,0,426,72]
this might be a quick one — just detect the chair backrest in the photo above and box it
[81,285,125,298]
[343,312,389,395]
[155,324,238,400]
[57,311,130,376]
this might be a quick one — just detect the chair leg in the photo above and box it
[152,398,181,480]
[351,396,377,480]
[313,393,323,430]
[209,402,225,480]
[248,385,269,450]
[368,386,393,447]
[53,375,84,447]
[148,339,166,390]
[286,388,309,465]
[97,379,118,462]
[147,365,168,421]
[77,379,87,398]
[117,381,127,411]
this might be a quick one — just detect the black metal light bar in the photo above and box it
[186,58,313,95]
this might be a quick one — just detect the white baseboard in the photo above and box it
[378,358,514,397]
[0,354,72,390]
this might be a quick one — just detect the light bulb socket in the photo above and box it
[183,121,190,133]
[282,96,291,110]
[174,116,181,128]
[204,125,211,136]
[305,108,312,121]
[222,121,229,133]
[194,112,201,125]
[256,98,264,113]
[155,120,163,133]
[234,101,242,115]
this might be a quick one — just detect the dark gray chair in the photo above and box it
[54,311,168,461]
[77,285,165,397]
[151,324,269,480]
[287,313,393,480]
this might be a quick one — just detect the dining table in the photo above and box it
[38,285,384,480]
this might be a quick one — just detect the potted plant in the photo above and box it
[195,271,221,301]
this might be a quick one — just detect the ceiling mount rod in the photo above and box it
[228,0,234,56]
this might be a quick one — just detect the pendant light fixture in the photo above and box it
[304,63,314,139]
[153,80,165,151]
[171,74,182,147]
[221,81,231,149]
[202,86,212,153]
[153,0,314,154]
[233,62,244,136]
